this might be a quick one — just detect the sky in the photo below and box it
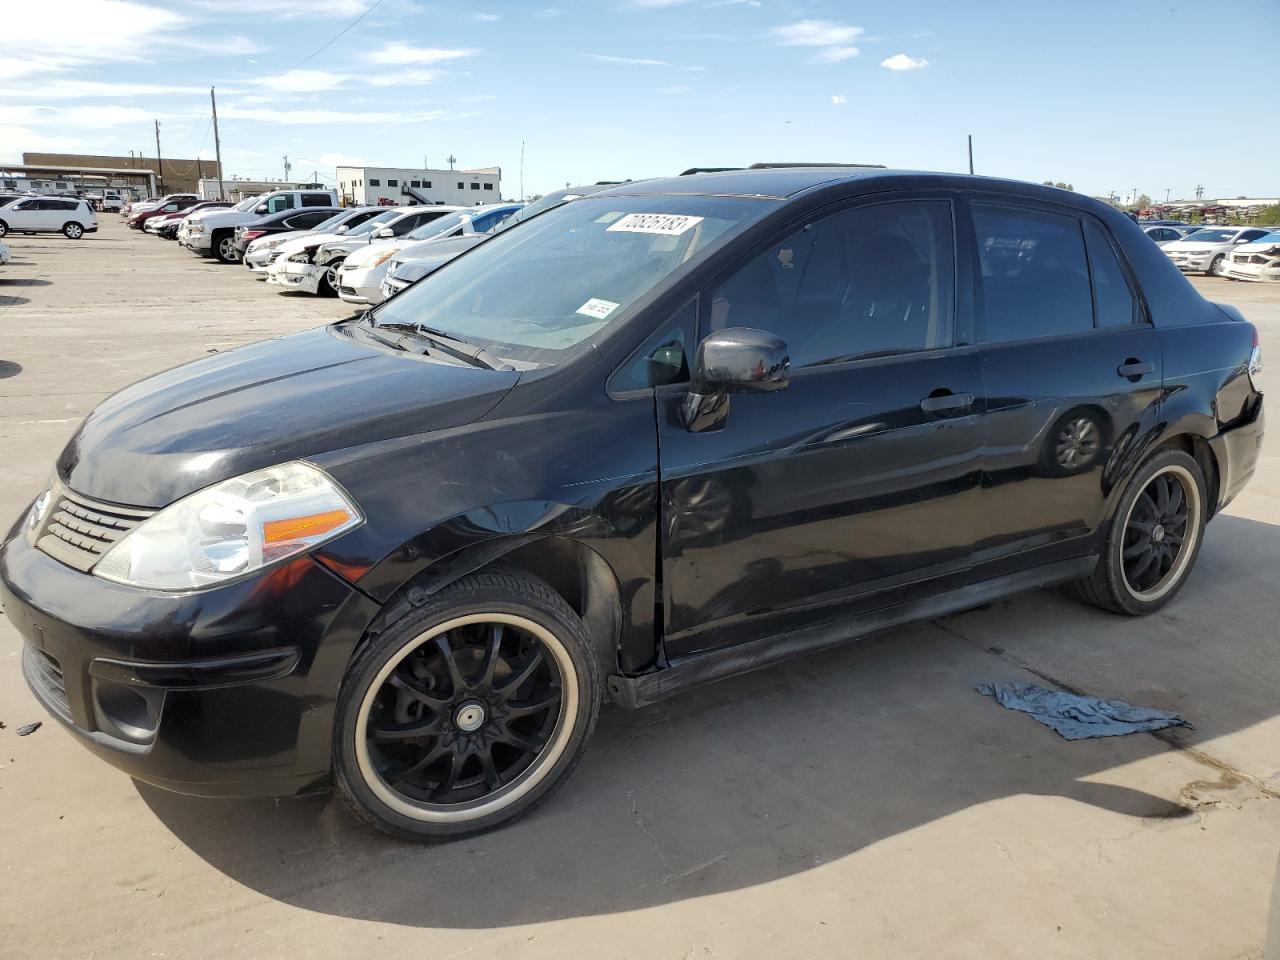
[2,0,1277,202]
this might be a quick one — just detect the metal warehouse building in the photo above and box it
[336,165,502,207]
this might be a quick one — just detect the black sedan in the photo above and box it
[232,206,344,257]
[2,168,1264,841]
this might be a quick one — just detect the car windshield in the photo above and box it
[368,194,772,365]
[1251,231,1280,244]
[233,196,261,212]
[1183,229,1234,243]
[311,210,351,232]
[347,211,397,236]
[405,212,469,241]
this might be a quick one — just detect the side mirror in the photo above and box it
[373,226,393,239]
[256,204,268,214]
[682,328,790,432]
[336,225,349,234]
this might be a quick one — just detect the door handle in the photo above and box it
[1117,359,1155,378]
[920,391,974,414]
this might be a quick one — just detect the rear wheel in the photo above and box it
[214,232,240,263]
[1208,254,1225,277]
[0,221,8,238]
[1065,449,1207,615]
[63,222,84,239]
[333,572,602,841]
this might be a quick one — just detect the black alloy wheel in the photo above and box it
[1066,449,1206,615]
[334,572,601,840]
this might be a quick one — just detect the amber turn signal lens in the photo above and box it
[262,509,352,545]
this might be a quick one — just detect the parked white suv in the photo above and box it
[180,189,338,262]
[0,196,98,239]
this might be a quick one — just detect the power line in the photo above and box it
[288,0,387,72]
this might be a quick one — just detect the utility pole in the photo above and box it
[283,154,291,183]
[154,119,164,194]
[520,140,525,201]
[1195,184,1205,200]
[211,86,225,201]
[447,154,456,170]
[1165,187,1171,203]
[967,134,973,175]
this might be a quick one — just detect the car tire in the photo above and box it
[0,221,8,238]
[332,570,603,842]
[1065,448,1207,616]
[213,232,240,263]
[320,260,342,296]
[1208,254,1225,277]
[63,222,84,239]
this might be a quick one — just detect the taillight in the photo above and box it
[242,230,265,241]
[1248,325,1263,391]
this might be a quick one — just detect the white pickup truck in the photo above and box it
[179,188,339,262]
[88,190,124,213]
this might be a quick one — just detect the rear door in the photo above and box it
[656,194,985,658]
[967,199,1164,574]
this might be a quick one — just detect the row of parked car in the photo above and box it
[121,186,625,305]
[0,193,99,239]
[1142,220,1280,282]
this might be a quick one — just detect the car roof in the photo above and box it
[591,167,1102,205]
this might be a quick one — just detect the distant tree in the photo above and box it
[1042,180,1054,187]
[1252,203,1280,226]
[1043,181,1075,192]
[1130,193,1153,211]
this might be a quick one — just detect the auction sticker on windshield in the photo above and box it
[576,298,620,320]
[606,213,704,236]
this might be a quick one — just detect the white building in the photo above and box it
[335,165,502,207]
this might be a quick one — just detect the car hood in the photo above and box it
[395,234,487,264]
[57,324,520,507]
[342,237,402,268]
[1163,239,1231,252]
[1232,240,1280,253]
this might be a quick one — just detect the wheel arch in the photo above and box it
[1157,432,1220,518]
[355,534,625,678]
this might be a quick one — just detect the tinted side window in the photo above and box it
[1084,221,1137,328]
[266,195,294,214]
[709,199,955,367]
[301,193,331,207]
[290,211,334,229]
[472,208,513,232]
[973,203,1092,343]
[612,299,695,391]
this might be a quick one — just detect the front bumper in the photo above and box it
[336,263,387,305]
[180,231,212,252]
[1223,262,1280,283]
[381,275,410,300]
[266,259,325,294]
[1166,253,1216,272]
[0,521,379,798]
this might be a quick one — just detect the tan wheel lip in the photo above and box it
[354,611,579,824]
[1120,462,1202,603]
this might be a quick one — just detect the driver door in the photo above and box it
[655,195,984,659]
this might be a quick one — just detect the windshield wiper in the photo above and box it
[372,319,506,371]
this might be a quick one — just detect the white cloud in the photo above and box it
[218,105,445,125]
[473,11,500,21]
[0,125,86,161]
[0,79,210,100]
[810,46,859,63]
[831,94,847,105]
[0,104,157,128]
[584,54,670,66]
[534,6,565,16]
[185,0,369,15]
[657,85,689,94]
[881,53,931,71]
[627,0,696,6]
[772,19,864,47]
[251,69,349,93]
[364,42,476,66]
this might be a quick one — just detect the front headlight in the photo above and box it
[368,248,401,268]
[24,489,52,545]
[188,222,205,234]
[94,462,362,591]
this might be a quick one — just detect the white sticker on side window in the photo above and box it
[576,298,620,320]
[606,213,704,236]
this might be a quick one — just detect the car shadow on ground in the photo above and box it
[0,278,50,286]
[0,296,30,307]
[139,513,1278,929]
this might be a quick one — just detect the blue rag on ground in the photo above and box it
[977,681,1191,740]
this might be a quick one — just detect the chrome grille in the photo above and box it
[35,483,154,573]
[24,646,70,720]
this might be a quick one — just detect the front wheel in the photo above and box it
[1065,449,1207,615]
[214,232,240,263]
[320,259,342,296]
[0,221,8,238]
[1208,254,1225,277]
[333,571,602,841]
[63,221,84,239]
